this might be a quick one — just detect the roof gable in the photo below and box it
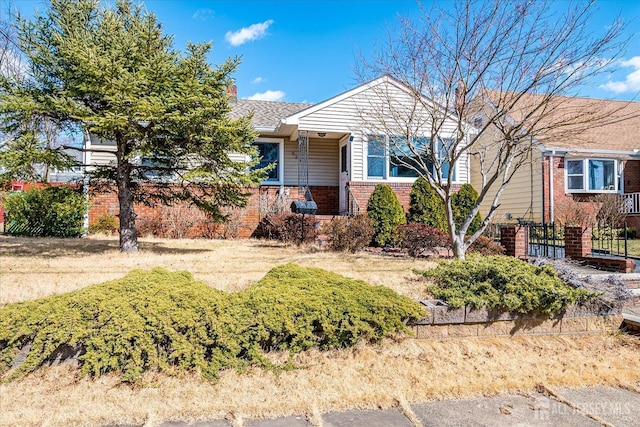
[282,75,425,126]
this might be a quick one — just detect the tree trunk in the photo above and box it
[116,137,138,253]
[451,235,466,260]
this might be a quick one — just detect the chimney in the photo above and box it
[227,84,238,102]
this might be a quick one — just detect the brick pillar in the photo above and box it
[500,225,528,258]
[565,225,592,259]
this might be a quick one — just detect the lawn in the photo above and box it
[1,236,639,427]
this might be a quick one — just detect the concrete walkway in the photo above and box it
[106,386,640,427]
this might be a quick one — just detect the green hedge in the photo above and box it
[417,256,597,315]
[4,186,87,237]
[0,264,424,382]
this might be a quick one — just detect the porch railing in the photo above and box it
[623,192,640,215]
[345,185,360,217]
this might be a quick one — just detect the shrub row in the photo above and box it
[0,264,424,382]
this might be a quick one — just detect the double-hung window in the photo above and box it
[565,158,617,192]
[252,138,283,184]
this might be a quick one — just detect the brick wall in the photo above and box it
[565,226,592,258]
[347,181,463,213]
[88,184,339,239]
[623,160,640,193]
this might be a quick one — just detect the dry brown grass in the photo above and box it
[1,335,638,427]
[0,235,434,306]
[1,236,638,426]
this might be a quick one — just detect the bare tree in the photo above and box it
[358,0,633,258]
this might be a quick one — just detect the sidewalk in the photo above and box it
[107,385,639,427]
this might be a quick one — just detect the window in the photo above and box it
[340,145,348,173]
[566,158,617,192]
[367,135,387,178]
[252,138,283,184]
[367,135,456,181]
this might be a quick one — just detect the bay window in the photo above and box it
[565,158,617,192]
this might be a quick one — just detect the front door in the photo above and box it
[339,141,349,213]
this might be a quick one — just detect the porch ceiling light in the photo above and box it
[317,132,326,137]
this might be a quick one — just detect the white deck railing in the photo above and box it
[624,192,640,214]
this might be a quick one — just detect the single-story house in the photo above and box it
[471,95,640,230]
[88,76,470,237]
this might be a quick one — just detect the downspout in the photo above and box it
[541,156,546,224]
[549,150,555,224]
[82,129,91,235]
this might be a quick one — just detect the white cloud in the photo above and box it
[599,56,640,94]
[247,90,285,102]
[225,20,274,47]
[192,8,214,21]
[251,77,265,84]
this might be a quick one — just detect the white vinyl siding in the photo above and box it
[283,138,339,186]
[88,134,116,167]
[295,79,466,184]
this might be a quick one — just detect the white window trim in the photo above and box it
[365,135,460,184]
[565,158,618,193]
[254,137,284,185]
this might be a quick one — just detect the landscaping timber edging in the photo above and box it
[407,300,624,339]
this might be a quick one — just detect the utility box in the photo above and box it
[290,200,317,215]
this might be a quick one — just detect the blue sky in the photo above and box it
[7,0,640,103]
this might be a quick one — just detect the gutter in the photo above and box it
[539,146,640,157]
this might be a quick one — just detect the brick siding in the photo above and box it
[347,181,462,213]
[88,184,339,238]
[543,157,640,224]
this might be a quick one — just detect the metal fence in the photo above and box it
[591,221,629,259]
[527,222,565,259]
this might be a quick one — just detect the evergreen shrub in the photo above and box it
[88,213,118,235]
[322,214,374,252]
[451,183,482,235]
[407,177,447,231]
[367,184,406,247]
[0,264,423,382]
[417,255,596,315]
[4,186,87,237]
[466,236,504,255]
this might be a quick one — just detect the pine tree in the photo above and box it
[0,0,262,252]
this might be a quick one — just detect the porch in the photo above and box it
[624,192,640,215]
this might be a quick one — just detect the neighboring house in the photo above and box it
[87,76,471,237]
[471,96,640,230]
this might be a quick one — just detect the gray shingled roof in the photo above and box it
[229,99,314,129]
